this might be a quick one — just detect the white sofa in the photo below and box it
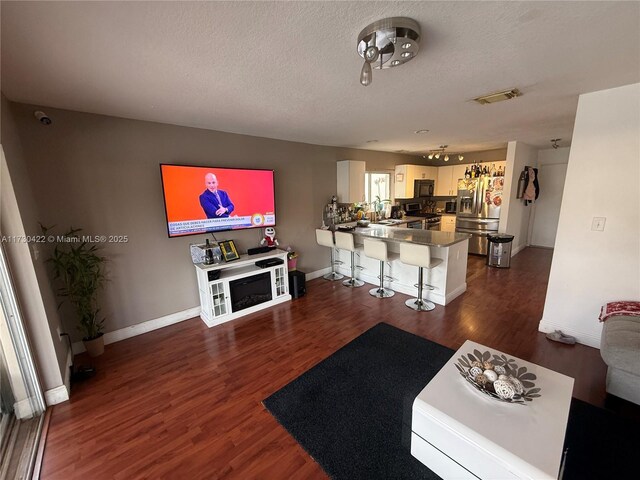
[600,315,640,405]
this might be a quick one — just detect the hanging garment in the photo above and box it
[523,167,539,205]
[516,170,528,199]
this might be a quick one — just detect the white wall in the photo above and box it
[499,141,538,255]
[1,148,68,403]
[5,101,422,342]
[529,147,570,247]
[539,83,640,348]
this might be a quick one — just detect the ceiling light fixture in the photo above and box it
[357,17,421,87]
[473,88,522,105]
[426,145,449,161]
[425,145,465,162]
[414,129,429,134]
[551,138,561,149]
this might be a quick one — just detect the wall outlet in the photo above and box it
[591,217,606,232]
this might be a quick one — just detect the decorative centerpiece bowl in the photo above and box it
[454,348,541,405]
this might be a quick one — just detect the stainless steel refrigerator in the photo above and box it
[455,176,504,255]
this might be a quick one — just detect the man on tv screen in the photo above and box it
[199,173,235,218]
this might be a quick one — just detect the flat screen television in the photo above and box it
[160,164,276,238]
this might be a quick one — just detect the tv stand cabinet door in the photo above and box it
[209,280,229,320]
[273,265,288,298]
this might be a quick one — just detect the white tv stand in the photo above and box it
[194,249,291,328]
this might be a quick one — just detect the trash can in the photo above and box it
[486,234,514,268]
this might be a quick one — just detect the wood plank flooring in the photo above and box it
[40,247,634,479]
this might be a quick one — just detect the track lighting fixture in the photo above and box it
[426,145,449,162]
[424,147,464,162]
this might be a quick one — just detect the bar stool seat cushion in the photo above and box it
[334,231,359,251]
[399,243,443,269]
[316,229,334,248]
[363,238,388,261]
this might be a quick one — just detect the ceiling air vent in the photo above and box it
[473,89,522,105]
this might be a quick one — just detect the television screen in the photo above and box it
[160,164,276,237]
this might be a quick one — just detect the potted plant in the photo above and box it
[372,195,391,221]
[286,248,299,271]
[45,227,107,357]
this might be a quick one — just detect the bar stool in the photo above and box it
[334,231,364,288]
[363,238,395,298]
[315,229,344,281]
[399,243,443,311]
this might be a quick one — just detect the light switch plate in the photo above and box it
[591,217,606,231]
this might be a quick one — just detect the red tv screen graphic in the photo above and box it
[160,165,275,237]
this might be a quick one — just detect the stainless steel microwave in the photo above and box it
[414,179,435,197]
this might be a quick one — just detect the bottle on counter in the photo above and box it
[464,167,470,178]
[498,166,503,177]
[490,164,496,177]
[204,239,214,265]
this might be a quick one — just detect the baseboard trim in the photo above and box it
[538,318,601,349]
[63,347,73,393]
[306,267,332,281]
[444,283,467,304]
[511,244,526,257]
[13,398,34,419]
[44,385,69,406]
[72,306,201,355]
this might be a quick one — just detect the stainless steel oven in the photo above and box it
[407,220,424,229]
[425,215,441,230]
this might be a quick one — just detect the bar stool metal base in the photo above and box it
[405,298,436,311]
[341,250,364,287]
[323,271,344,281]
[369,287,395,298]
[343,278,364,288]
[322,246,344,281]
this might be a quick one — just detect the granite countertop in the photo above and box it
[353,225,471,248]
[370,216,424,226]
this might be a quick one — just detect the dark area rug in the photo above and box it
[263,322,639,480]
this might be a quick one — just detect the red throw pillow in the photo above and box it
[599,301,640,322]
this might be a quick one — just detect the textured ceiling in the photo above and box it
[2,1,639,154]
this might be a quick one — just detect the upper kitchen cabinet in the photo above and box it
[337,160,365,203]
[394,165,437,199]
[436,164,467,196]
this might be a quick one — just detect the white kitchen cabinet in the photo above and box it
[337,160,365,203]
[395,165,437,199]
[436,166,453,196]
[440,214,456,232]
[436,164,468,196]
[415,165,437,181]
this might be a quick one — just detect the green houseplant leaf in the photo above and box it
[42,225,107,341]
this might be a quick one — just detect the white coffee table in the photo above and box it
[411,340,574,480]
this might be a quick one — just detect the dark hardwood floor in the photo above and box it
[40,247,632,479]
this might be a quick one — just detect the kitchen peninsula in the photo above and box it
[334,226,471,305]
